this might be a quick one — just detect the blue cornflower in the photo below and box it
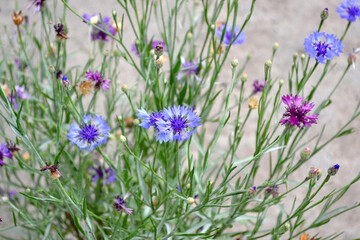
[304,31,344,64]
[68,114,110,151]
[337,0,360,22]
[216,24,246,45]
[137,105,201,143]
[0,143,12,167]
[177,57,202,82]
[90,166,116,184]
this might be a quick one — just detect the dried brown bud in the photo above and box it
[12,11,24,26]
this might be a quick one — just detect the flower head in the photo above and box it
[83,14,115,41]
[90,166,116,184]
[304,31,344,64]
[40,161,64,179]
[337,0,360,22]
[54,23,68,40]
[6,142,20,156]
[280,94,319,128]
[265,185,279,198]
[216,24,246,45]
[131,40,167,56]
[85,69,111,91]
[138,105,201,143]
[27,0,46,13]
[252,80,265,94]
[68,114,110,151]
[0,143,12,167]
[114,195,133,214]
[328,164,340,176]
[177,57,202,82]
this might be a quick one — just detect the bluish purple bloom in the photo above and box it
[280,94,319,128]
[68,114,110,151]
[27,0,46,13]
[252,80,265,94]
[8,85,30,110]
[62,76,70,86]
[0,143,12,167]
[137,105,201,143]
[177,57,201,82]
[337,0,360,22]
[114,195,133,214]
[216,24,246,45]
[90,166,116,184]
[85,69,111,91]
[304,31,344,64]
[83,14,115,41]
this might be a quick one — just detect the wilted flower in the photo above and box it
[304,31,344,64]
[6,142,20,156]
[83,13,115,41]
[265,185,279,198]
[248,96,259,109]
[252,80,265,94]
[280,94,319,128]
[90,166,116,184]
[12,11,24,25]
[337,0,360,22]
[124,117,134,128]
[68,114,110,151]
[79,81,93,95]
[0,218,2,222]
[27,0,46,13]
[85,69,111,91]
[114,194,133,214]
[40,161,64,179]
[54,23,68,40]
[216,23,246,46]
[328,164,340,176]
[0,143,12,166]
[137,105,201,143]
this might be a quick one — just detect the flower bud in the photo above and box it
[62,76,70,86]
[321,8,329,20]
[22,152,30,161]
[273,42,279,51]
[2,196,9,203]
[241,73,247,82]
[154,43,164,57]
[231,57,239,68]
[248,96,259,109]
[49,65,55,73]
[117,115,123,121]
[248,186,257,197]
[119,135,126,143]
[133,119,139,125]
[348,53,356,66]
[112,10,117,18]
[308,167,322,181]
[265,60,272,68]
[121,84,128,92]
[124,117,134,128]
[247,54,252,60]
[163,78,168,84]
[300,53,306,60]
[293,52,298,60]
[278,223,290,235]
[90,15,99,24]
[328,164,340,176]
[279,79,284,86]
[187,32,193,39]
[187,197,195,204]
[12,11,24,26]
[300,147,311,161]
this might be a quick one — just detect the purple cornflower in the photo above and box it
[114,195,133,214]
[137,105,201,143]
[216,24,246,46]
[68,114,110,151]
[304,31,344,64]
[252,80,265,94]
[279,94,319,128]
[90,166,116,184]
[337,0,360,22]
[177,57,201,82]
[27,0,46,13]
[84,69,111,91]
[83,14,115,41]
[0,143,12,167]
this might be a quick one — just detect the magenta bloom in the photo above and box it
[280,95,319,128]
[114,195,133,214]
[252,80,265,93]
[85,69,111,91]
[0,143,12,167]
